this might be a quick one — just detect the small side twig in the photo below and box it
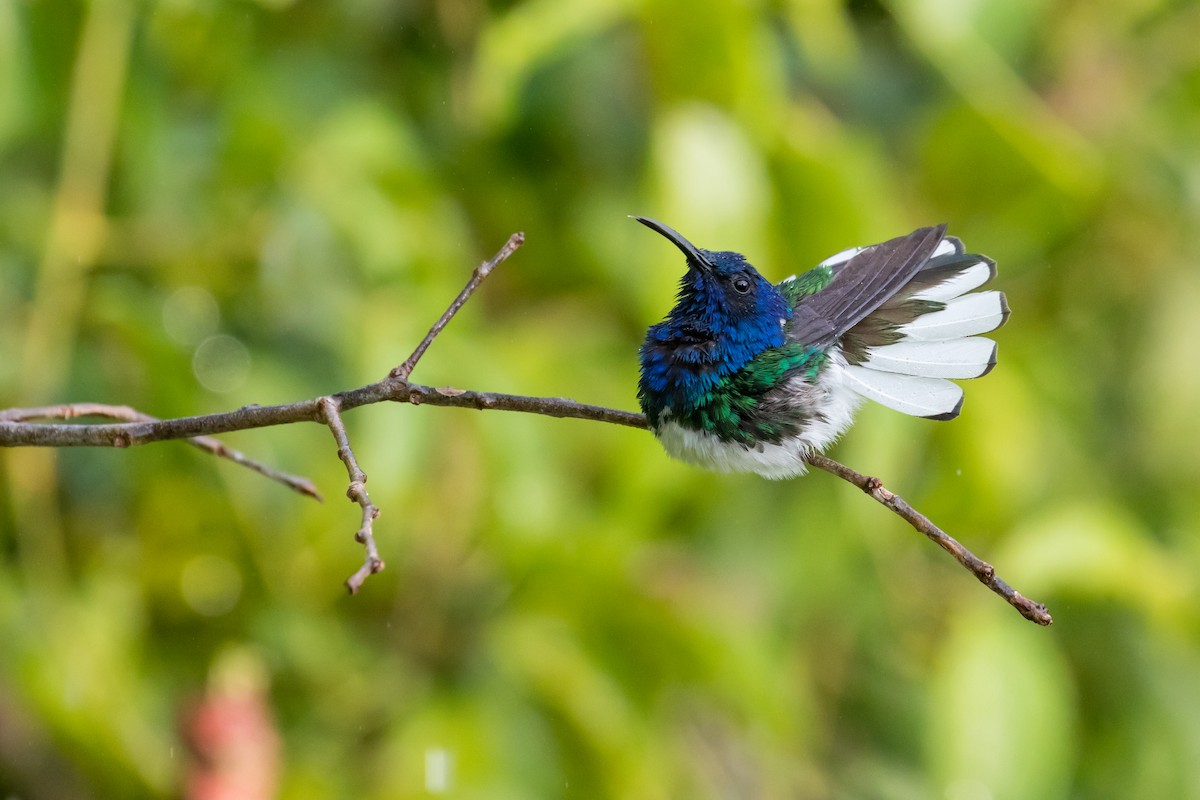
[804,451,1053,626]
[390,231,525,381]
[317,397,382,594]
[0,403,321,501]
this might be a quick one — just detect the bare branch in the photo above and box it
[0,403,321,501]
[0,390,1053,622]
[317,397,383,594]
[0,383,645,448]
[390,231,526,381]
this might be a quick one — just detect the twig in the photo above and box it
[0,232,1051,623]
[804,452,1053,626]
[317,397,382,593]
[0,403,321,501]
[391,232,526,381]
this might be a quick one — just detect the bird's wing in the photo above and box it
[784,225,947,348]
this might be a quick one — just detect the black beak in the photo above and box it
[631,216,714,271]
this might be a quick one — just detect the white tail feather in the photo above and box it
[911,259,994,302]
[843,366,964,419]
[901,291,1008,341]
[932,237,961,258]
[862,337,997,379]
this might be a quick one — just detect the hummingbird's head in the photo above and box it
[634,216,791,408]
[634,215,789,342]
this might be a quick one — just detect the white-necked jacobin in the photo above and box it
[635,216,1008,479]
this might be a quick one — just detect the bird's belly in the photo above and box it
[655,420,813,479]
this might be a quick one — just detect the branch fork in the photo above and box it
[0,231,1051,624]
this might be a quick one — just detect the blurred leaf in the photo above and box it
[470,0,635,130]
[928,607,1076,800]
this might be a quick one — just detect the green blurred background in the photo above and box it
[2,0,1199,797]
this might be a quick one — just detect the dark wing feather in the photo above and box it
[788,225,947,348]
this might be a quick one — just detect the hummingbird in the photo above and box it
[635,216,1008,479]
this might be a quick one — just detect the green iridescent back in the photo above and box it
[778,264,834,304]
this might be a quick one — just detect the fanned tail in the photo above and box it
[838,237,1008,420]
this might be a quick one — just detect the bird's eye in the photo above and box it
[732,276,751,294]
